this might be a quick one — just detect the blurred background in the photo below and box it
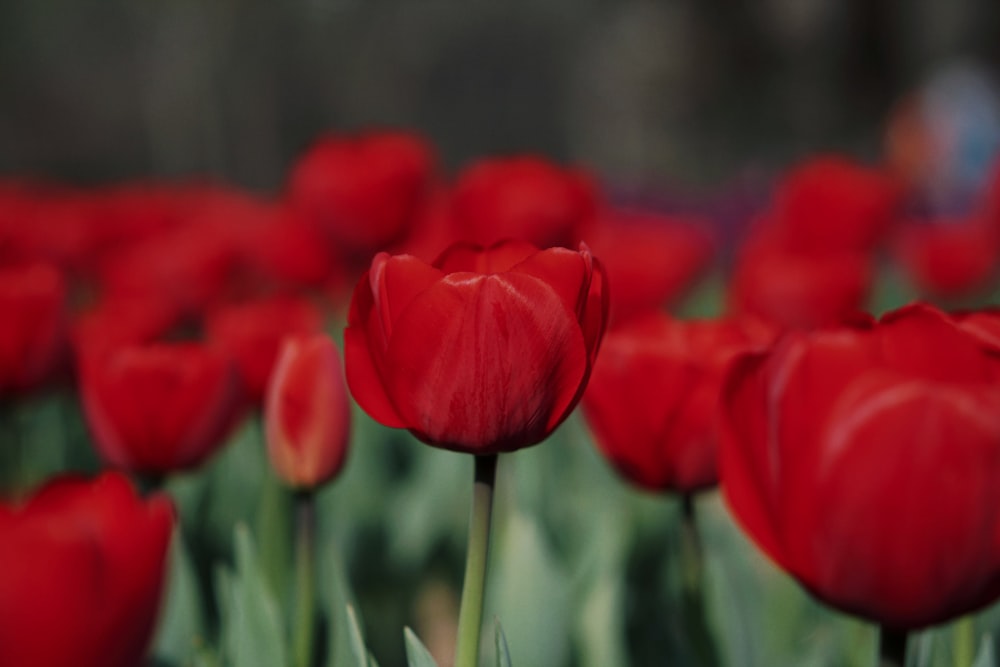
[3,0,1000,190]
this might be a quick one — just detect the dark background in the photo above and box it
[1,0,998,190]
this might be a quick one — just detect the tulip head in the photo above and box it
[265,334,351,489]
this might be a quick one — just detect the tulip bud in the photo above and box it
[265,334,351,489]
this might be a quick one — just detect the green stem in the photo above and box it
[954,616,974,667]
[454,454,499,667]
[878,627,908,667]
[1,401,24,497]
[679,493,720,667]
[293,490,317,667]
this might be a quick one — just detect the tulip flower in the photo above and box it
[345,239,607,667]
[449,156,598,248]
[770,155,902,253]
[345,240,608,454]
[206,296,325,404]
[265,334,351,490]
[0,472,173,667]
[265,334,351,667]
[80,342,242,475]
[583,313,762,493]
[0,262,67,395]
[720,302,1000,664]
[728,231,872,331]
[892,218,999,299]
[287,130,435,257]
[586,211,715,324]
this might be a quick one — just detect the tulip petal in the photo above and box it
[383,271,588,452]
[370,253,445,340]
[719,349,787,566]
[434,240,539,274]
[345,268,407,429]
[879,303,1000,382]
[806,374,1000,627]
[508,246,589,320]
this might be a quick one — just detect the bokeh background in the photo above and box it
[3,0,999,189]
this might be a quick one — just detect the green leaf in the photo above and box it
[219,524,288,667]
[973,635,996,667]
[403,627,440,667]
[494,619,512,667]
[152,529,205,665]
[488,511,570,667]
[346,605,371,667]
[324,548,367,667]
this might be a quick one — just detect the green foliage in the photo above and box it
[217,525,288,667]
[494,620,512,667]
[403,627,440,667]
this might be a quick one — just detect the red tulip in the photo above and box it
[80,342,241,474]
[728,232,872,331]
[893,218,999,298]
[0,472,173,667]
[771,156,902,253]
[720,303,1000,629]
[345,240,608,454]
[583,313,763,492]
[287,131,435,255]
[266,335,351,488]
[0,262,67,394]
[449,156,598,248]
[72,296,182,367]
[205,296,325,403]
[586,211,715,323]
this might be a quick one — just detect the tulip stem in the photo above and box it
[293,490,317,667]
[878,627,908,667]
[954,616,975,667]
[455,454,499,667]
[679,493,720,667]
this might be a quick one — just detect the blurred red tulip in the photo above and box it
[266,335,351,489]
[770,156,902,253]
[72,297,182,367]
[0,472,173,667]
[242,207,340,291]
[0,263,67,394]
[892,218,1000,298]
[287,130,435,256]
[345,240,608,454]
[80,342,241,474]
[206,296,325,403]
[583,313,763,493]
[720,303,1000,629]
[728,232,873,331]
[449,156,598,248]
[586,211,715,323]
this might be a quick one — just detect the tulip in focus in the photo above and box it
[583,313,764,493]
[720,302,1000,631]
[345,239,608,454]
[0,472,173,667]
[80,342,242,475]
[266,334,351,489]
[0,262,67,394]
